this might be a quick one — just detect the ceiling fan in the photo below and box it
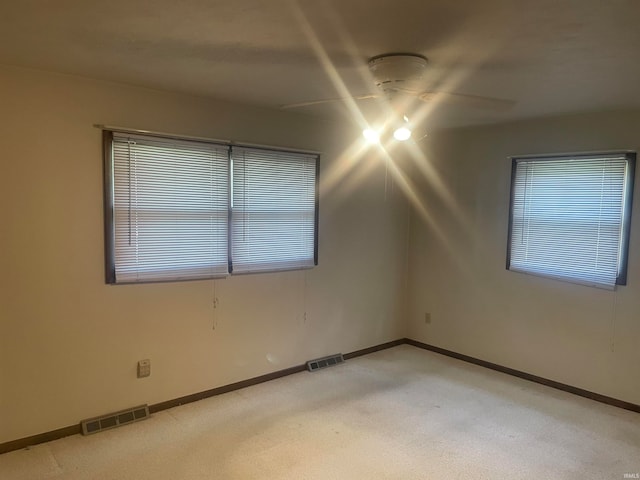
[281,53,515,143]
[281,53,515,141]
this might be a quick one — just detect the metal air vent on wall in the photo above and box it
[81,405,150,435]
[306,353,344,372]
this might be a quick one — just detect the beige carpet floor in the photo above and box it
[1,345,639,479]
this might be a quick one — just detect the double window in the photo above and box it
[507,152,635,289]
[104,131,319,284]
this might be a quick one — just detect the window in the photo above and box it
[104,131,319,284]
[231,147,318,274]
[507,152,635,289]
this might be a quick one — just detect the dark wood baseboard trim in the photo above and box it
[343,338,406,360]
[0,425,81,455]
[5,337,636,455]
[0,338,404,455]
[405,338,640,414]
[152,338,405,413]
[149,364,307,413]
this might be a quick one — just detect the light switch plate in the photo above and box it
[137,359,151,378]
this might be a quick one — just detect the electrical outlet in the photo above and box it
[424,312,432,324]
[137,359,151,378]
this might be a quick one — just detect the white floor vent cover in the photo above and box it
[306,353,344,372]
[81,405,150,435]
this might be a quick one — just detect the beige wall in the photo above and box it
[4,61,638,446]
[0,65,409,443]
[407,111,640,405]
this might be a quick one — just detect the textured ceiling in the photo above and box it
[1,0,640,128]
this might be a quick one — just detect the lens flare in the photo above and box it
[362,128,380,143]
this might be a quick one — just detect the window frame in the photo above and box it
[228,145,320,275]
[103,129,320,284]
[506,150,635,289]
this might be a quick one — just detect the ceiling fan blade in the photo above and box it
[280,93,381,110]
[418,91,515,111]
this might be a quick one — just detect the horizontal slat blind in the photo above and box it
[231,146,318,274]
[509,154,631,288]
[112,133,229,283]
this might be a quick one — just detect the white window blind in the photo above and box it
[231,146,318,274]
[508,153,635,289]
[109,133,229,283]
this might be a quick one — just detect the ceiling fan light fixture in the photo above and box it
[393,126,412,141]
[362,128,381,143]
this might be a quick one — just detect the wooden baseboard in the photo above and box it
[404,338,640,414]
[148,364,307,414]
[0,425,81,455]
[4,337,638,455]
[343,338,406,360]
[0,338,404,454]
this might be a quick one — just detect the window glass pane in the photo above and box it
[110,133,229,283]
[508,153,634,288]
[231,146,318,274]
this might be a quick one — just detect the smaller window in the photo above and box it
[507,152,635,289]
[106,132,230,284]
[231,146,319,274]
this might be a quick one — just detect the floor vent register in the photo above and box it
[306,353,344,372]
[81,405,150,435]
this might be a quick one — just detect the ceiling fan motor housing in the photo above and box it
[368,54,428,94]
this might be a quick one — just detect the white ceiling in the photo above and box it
[2,0,640,128]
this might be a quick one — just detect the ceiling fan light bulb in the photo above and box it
[393,127,412,141]
[363,128,380,143]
